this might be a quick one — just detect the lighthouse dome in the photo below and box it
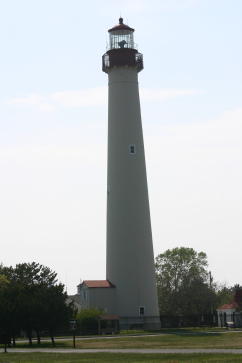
[108,18,134,33]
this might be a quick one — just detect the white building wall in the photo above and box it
[89,288,116,313]
[217,308,235,327]
[78,285,116,313]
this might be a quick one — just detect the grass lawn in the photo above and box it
[1,353,242,363]
[12,331,242,349]
[120,328,230,334]
[71,332,242,349]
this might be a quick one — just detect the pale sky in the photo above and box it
[0,0,241,294]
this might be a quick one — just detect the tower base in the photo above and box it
[119,316,161,330]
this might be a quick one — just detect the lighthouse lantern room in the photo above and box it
[108,17,135,49]
[102,18,143,73]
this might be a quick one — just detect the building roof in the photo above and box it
[108,18,134,33]
[217,302,239,310]
[82,280,115,288]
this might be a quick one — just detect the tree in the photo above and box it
[0,262,74,345]
[8,262,58,286]
[233,285,242,311]
[10,262,62,345]
[215,284,234,307]
[0,274,11,337]
[0,273,22,345]
[155,247,217,325]
[41,283,72,345]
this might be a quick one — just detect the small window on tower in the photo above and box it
[129,144,136,154]
[139,306,145,316]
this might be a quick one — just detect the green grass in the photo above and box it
[1,353,242,363]
[72,332,242,349]
[119,327,230,335]
[11,331,242,350]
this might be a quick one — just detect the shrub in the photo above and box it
[76,308,102,334]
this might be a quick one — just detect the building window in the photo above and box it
[129,144,136,154]
[139,306,145,316]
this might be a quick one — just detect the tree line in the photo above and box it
[155,247,242,327]
[0,262,74,345]
[0,249,241,340]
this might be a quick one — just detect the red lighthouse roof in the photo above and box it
[108,18,134,33]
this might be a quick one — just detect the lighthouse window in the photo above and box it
[139,306,145,316]
[109,32,134,50]
[129,144,136,154]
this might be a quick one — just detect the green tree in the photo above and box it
[9,262,58,286]
[215,284,234,307]
[234,285,242,309]
[11,262,62,344]
[0,262,74,345]
[0,274,11,336]
[41,283,72,345]
[0,274,10,287]
[155,247,217,324]
[0,274,22,345]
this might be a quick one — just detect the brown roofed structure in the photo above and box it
[83,280,115,288]
[217,302,239,310]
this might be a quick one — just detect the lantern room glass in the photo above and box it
[109,30,135,50]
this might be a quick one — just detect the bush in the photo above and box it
[76,308,102,335]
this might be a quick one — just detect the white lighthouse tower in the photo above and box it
[102,18,160,329]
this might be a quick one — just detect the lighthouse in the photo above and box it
[102,18,160,329]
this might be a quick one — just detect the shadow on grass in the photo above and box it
[120,327,224,337]
[14,341,69,349]
[161,329,220,336]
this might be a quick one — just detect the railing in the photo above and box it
[106,42,138,51]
